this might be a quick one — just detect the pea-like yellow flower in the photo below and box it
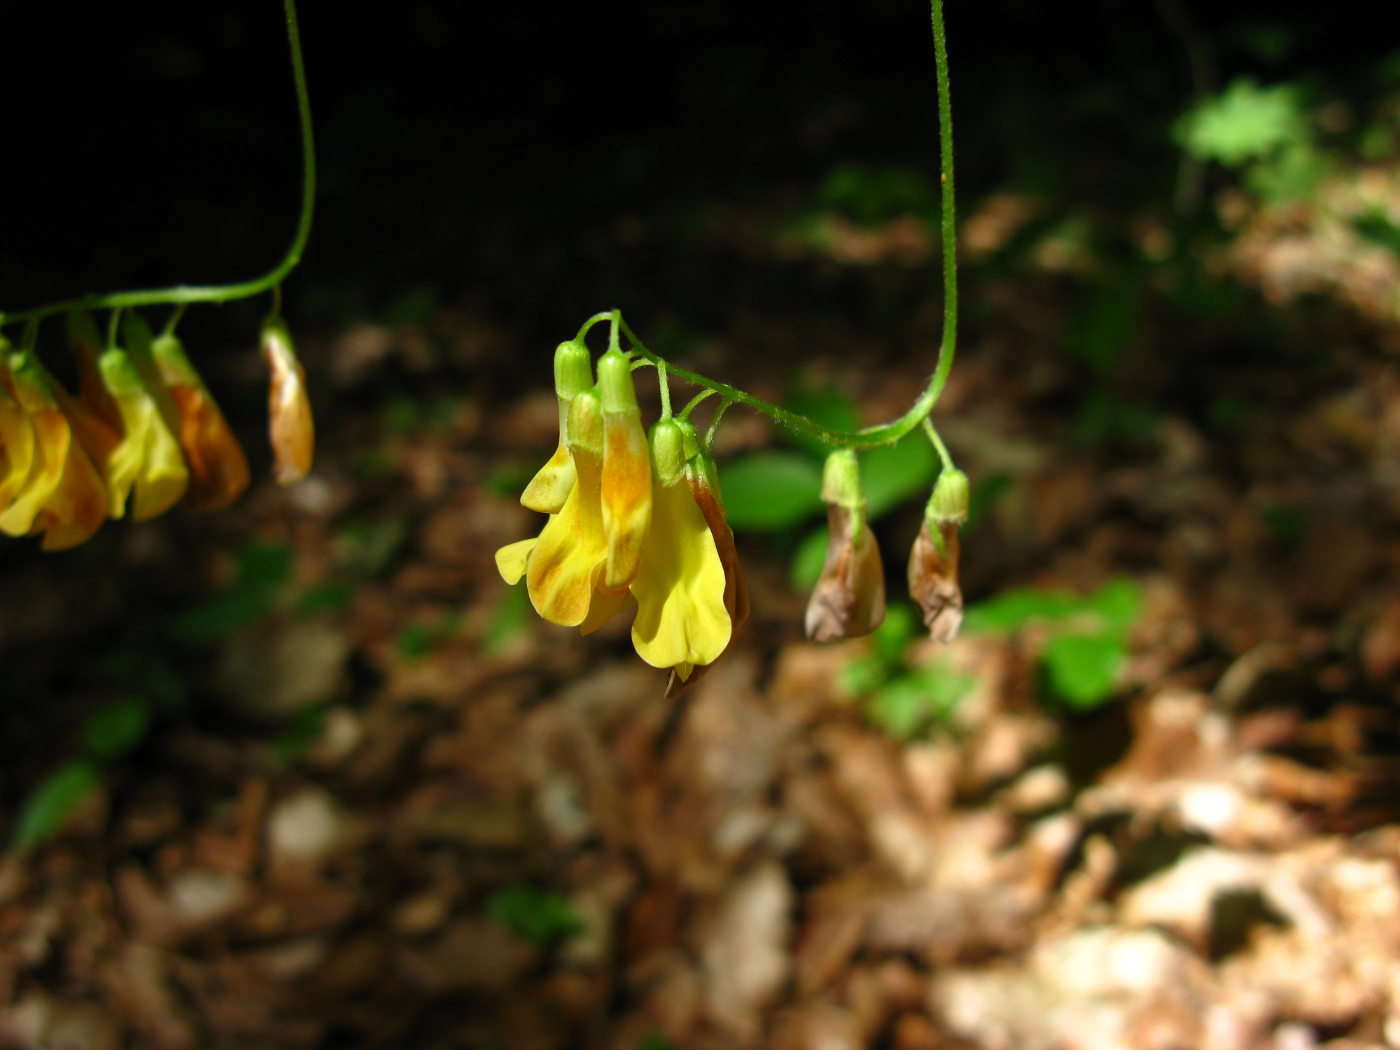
[805,450,885,642]
[505,388,624,628]
[597,348,651,590]
[0,368,35,514]
[93,345,190,521]
[520,341,592,514]
[260,317,314,484]
[629,419,733,681]
[0,350,107,549]
[150,332,250,511]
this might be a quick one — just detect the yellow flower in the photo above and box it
[629,419,732,680]
[514,389,619,628]
[805,450,885,642]
[151,332,250,511]
[260,317,314,484]
[0,351,74,538]
[94,345,190,520]
[0,363,37,514]
[520,341,592,514]
[0,350,108,549]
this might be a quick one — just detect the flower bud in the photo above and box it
[649,418,687,488]
[598,350,651,590]
[260,317,314,484]
[926,467,969,526]
[554,340,593,403]
[805,451,885,642]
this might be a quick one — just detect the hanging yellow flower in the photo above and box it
[628,419,731,681]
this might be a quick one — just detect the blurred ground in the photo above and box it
[4,3,1400,1049]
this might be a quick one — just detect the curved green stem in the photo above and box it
[615,0,957,452]
[922,416,954,471]
[0,0,315,328]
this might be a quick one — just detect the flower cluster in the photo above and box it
[804,452,968,645]
[0,311,313,550]
[496,341,747,690]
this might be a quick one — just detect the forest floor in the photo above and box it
[3,158,1400,1050]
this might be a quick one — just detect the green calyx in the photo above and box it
[925,467,969,526]
[596,348,639,415]
[820,449,864,512]
[554,340,594,403]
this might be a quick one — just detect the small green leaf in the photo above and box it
[1042,633,1126,711]
[839,653,889,697]
[719,452,824,531]
[485,884,583,947]
[872,603,919,663]
[11,760,101,850]
[963,588,1080,635]
[83,696,151,760]
[1176,78,1306,166]
[790,526,830,591]
[1087,578,1142,637]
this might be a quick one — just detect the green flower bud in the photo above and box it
[650,418,687,487]
[596,349,639,415]
[925,467,969,526]
[554,341,594,403]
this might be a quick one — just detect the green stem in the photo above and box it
[617,0,957,451]
[0,0,316,328]
[921,416,954,471]
[679,389,715,418]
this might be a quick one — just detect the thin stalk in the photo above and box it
[0,0,316,328]
[616,0,957,451]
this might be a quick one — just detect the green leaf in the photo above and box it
[295,580,356,618]
[789,526,830,591]
[172,586,279,640]
[1042,633,1126,711]
[485,884,583,947]
[866,660,972,740]
[719,452,824,531]
[872,603,919,664]
[1176,78,1306,166]
[861,432,940,518]
[83,696,151,760]
[1087,578,1142,637]
[11,760,101,850]
[963,588,1081,635]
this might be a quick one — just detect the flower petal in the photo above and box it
[630,470,731,671]
[526,446,609,627]
[495,537,538,585]
[520,440,575,514]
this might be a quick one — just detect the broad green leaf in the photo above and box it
[12,760,101,850]
[790,526,830,591]
[719,452,823,531]
[1042,633,1126,711]
[83,696,151,760]
[782,386,860,456]
[862,433,939,517]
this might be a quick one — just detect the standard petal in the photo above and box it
[495,537,538,585]
[601,412,652,589]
